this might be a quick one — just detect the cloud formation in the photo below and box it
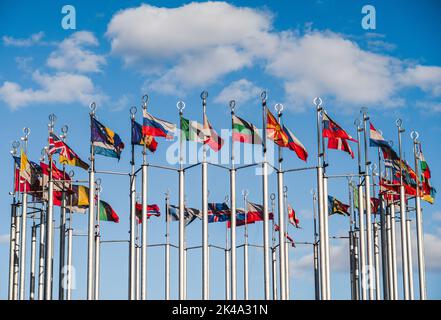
[214,79,262,106]
[2,32,46,47]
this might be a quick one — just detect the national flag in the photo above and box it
[66,185,90,214]
[20,149,32,183]
[98,200,119,223]
[180,117,207,143]
[328,196,350,216]
[282,125,308,161]
[131,120,158,153]
[135,203,161,223]
[370,197,381,215]
[419,146,436,204]
[167,205,202,226]
[328,137,355,158]
[226,208,246,228]
[287,204,300,228]
[40,161,72,206]
[203,115,224,151]
[142,109,176,139]
[91,116,125,159]
[369,122,389,148]
[13,156,41,193]
[322,113,357,142]
[232,115,262,145]
[208,202,230,223]
[49,133,89,170]
[236,202,274,227]
[274,224,296,247]
[266,107,289,147]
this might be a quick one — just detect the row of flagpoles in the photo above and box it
[7,90,434,300]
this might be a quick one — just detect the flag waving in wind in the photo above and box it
[322,113,357,158]
[232,115,262,145]
[143,109,176,139]
[288,204,300,228]
[328,195,350,216]
[91,116,125,159]
[49,133,89,170]
[131,119,158,153]
[369,122,389,148]
[266,107,289,147]
[283,125,308,161]
[203,115,224,151]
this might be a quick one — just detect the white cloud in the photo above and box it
[399,65,441,96]
[3,32,45,47]
[0,71,106,109]
[47,31,106,73]
[110,94,133,112]
[415,101,441,113]
[214,79,262,105]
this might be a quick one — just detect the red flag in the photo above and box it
[328,137,355,158]
[288,205,300,228]
[322,113,357,142]
[266,108,289,147]
[274,224,295,247]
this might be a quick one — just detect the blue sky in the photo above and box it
[1,0,441,300]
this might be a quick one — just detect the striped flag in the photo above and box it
[167,205,202,226]
[20,149,32,183]
[288,204,300,228]
[143,109,176,139]
[208,202,230,223]
[181,116,207,143]
[66,185,90,214]
[98,200,119,223]
[283,125,308,161]
[274,224,295,247]
[91,116,125,159]
[232,115,262,145]
[203,115,224,151]
[131,119,158,153]
[135,203,161,223]
[369,122,389,148]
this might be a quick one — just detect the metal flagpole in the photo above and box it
[30,211,37,300]
[129,106,137,300]
[353,231,361,300]
[225,219,231,300]
[242,189,249,300]
[390,194,399,299]
[396,119,409,300]
[411,132,426,300]
[141,95,149,300]
[177,100,186,300]
[8,141,19,300]
[355,119,367,300]
[261,91,271,300]
[406,217,414,300]
[66,195,73,301]
[362,110,374,300]
[385,198,394,300]
[58,126,68,300]
[13,204,20,300]
[201,91,209,300]
[312,189,320,300]
[165,190,171,300]
[19,127,30,300]
[373,222,381,299]
[270,194,277,300]
[135,227,140,300]
[94,179,101,300]
[38,158,46,301]
[348,179,356,300]
[283,187,290,300]
[322,173,330,299]
[45,114,56,300]
[229,100,237,300]
[314,97,327,300]
[275,103,286,300]
[87,105,96,300]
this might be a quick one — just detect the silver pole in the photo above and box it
[322,175,331,299]
[229,100,237,301]
[29,218,37,300]
[270,194,277,300]
[225,223,231,300]
[45,114,56,300]
[406,218,414,300]
[38,205,45,300]
[94,182,101,300]
[177,100,186,300]
[412,135,426,300]
[312,190,320,300]
[285,241,290,300]
[243,189,249,300]
[353,231,360,299]
[275,103,286,300]
[201,91,209,300]
[261,92,270,300]
[390,201,399,299]
[141,95,149,301]
[397,119,409,300]
[87,108,95,300]
[129,108,137,300]
[8,142,19,300]
[13,210,20,300]
[373,222,381,299]
[66,211,73,300]
[165,191,171,300]
[58,156,68,300]
[386,201,394,299]
[184,247,187,299]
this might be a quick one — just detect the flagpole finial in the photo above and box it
[274,103,283,115]
[224,195,230,203]
[22,127,31,140]
[395,118,403,129]
[313,97,322,109]
[165,188,171,199]
[370,163,378,175]
[39,148,46,162]
[378,129,383,136]
[130,106,137,119]
[229,100,236,113]
[410,130,419,142]
[48,114,57,132]
[68,170,75,178]
[241,189,249,197]
[60,125,68,140]
[142,94,149,109]
[354,118,362,131]
[270,193,275,201]
[11,140,19,155]
[201,90,208,101]
[177,100,185,113]
[283,185,288,195]
[260,91,267,102]
[89,102,96,116]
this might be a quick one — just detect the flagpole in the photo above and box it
[45,114,56,300]
[129,106,137,300]
[225,221,231,300]
[407,216,415,300]
[314,97,328,300]
[371,164,382,300]
[270,194,277,300]
[389,178,399,300]
[355,119,367,300]
[242,189,249,300]
[201,91,209,300]
[14,201,20,300]
[165,190,171,300]
[9,141,20,300]
[29,210,37,300]
[94,179,101,300]
[87,105,96,301]
[312,189,320,300]
[38,148,46,301]
[229,100,237,300]
[275,103,286,300]
[411,132,426,300]
[283,187,290,300]
[261,91,271,300]
[348,179,356,300]
[66,176,73,301]
[58,126,68,300]
[361,110,374,300]
[140,95,149,300]
[19,127,30,300]
[396,119,409,300]
[177,100,186,300]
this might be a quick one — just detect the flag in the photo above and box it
[208,202,231,223]
[66,185,90,214]
[40,161,72,206]
[49,133,89,170]
[135,203,161,223]
[167,205,201,226]
[14,156,41,193]
[371,197,381,215]
[203,115,224,151]
[98,200,119,223]
[180,117,207,143]
[369,122,389,148]
[288,204,300,228]
[91,116,125,159]
[322,113,357,142]
[131,120,158,153]
[232,115,262,145]
[274,224,296,247]
[328,137,355,158]
[226,208,246,228]
[20,149,32,183]
[235,202,274,227]
[419,146,436,204]
[266,107,288,147]
[283,125,308,161]
[143,109,176,139]
[328,196,350,216]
